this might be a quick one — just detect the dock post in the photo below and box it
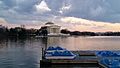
[42,47,44,59]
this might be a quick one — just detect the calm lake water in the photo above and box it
[0,36,120,68]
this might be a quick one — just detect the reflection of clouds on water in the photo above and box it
[0,37,120,68]
[44,36,120,50]
[0,38,42,68]
[47,37,60,47]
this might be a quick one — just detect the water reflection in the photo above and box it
[0,36,120,68]
[40,36,120,51]
[47,37,60,46]
[41,37,62,50]
[0,38,8,49]
[0,37,42,68]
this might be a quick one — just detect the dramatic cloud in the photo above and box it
[1,0,120,23]
[61,17,120,32]
[1,0,120,31]
[35,0,51,13]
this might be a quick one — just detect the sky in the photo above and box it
[0,0,120,32]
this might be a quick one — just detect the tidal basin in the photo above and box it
[0,36,120,68]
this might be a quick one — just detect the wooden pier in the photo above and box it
[40,51,106,68]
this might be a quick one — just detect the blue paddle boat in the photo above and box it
[96,51,120,57]
[45,46,76,59]
[100,58,120,68]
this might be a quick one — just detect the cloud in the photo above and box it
[35,0,51,13]
[0,18,43,29]
[90,6,105,17]
[0,18,7,24]
[1,0,120,23]
[59,0,71,14]
[0,18,20,28]
[1,0,120,32]
[59,5,71,14]
[61,17,120,32]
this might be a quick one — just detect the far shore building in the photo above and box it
[42,22,61,35]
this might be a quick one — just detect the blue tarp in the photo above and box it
[55,46,64,50]
[47,46,64,51]
[97,51,120,68]
[47,46,56,50]
[100,58,120,68]
[52,50,74,56]
[45,46,75,57]
[96,51,120,57]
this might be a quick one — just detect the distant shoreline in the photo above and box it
[1,25,120,37]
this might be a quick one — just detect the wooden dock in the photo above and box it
[40,51,106,68]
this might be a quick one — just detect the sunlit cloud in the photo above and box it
[35,0,51,13]
[0,18,7,24]
[61,17,120,32]
[1,0,120,32]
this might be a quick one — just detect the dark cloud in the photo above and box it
[1,0,120,24]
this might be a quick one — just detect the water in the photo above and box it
[47,36,120,50]
[0,36,120,68]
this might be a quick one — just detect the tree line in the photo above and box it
[0,26,49,38]
[61,29,120,36]
[1,26,120,38]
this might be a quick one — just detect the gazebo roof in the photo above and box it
[45,22,54,25]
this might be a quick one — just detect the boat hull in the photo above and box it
[45,56,76,59]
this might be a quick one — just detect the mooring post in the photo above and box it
[41,37,48,60]
[42,47,44,59]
